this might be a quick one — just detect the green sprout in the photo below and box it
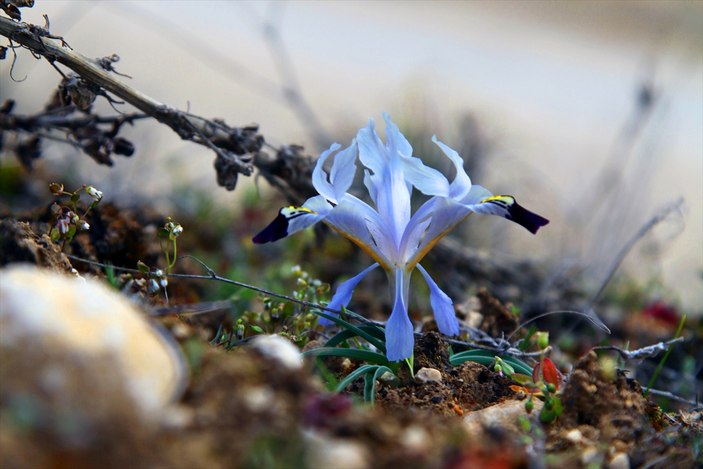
[158,216,183,274]
[302,306,400,405]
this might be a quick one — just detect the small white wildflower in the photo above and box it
[147,278,160,294]
[85,186,103,201]
[159,278,168,289]
[154,269,164,278]
[171,224,183,237]
[57,218,69,235]
[79,221,90,231]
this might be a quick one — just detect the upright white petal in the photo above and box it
[432,136,472,200]
[312,143,341,202]
[329,140,358,202]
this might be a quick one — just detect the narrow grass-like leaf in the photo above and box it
[312,309,387,352]
[450,350,533,376]
[325,325,386,350]
[302,347,390,366]
[336,364,378,393]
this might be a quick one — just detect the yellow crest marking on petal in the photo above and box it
[405,212,473,271]
[479,195,515,206]
[327,224,391,272]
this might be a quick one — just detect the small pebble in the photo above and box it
[415,367,442,384]
[250,334,302,369]
[581,446,601,466]
[609,452,630,469]
[400,425,429,451]
[565,428,584,444]
[304,431,369,469]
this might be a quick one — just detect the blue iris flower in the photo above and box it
[254,114,548,361]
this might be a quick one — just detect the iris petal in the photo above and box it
[405,197,471,268]
[385,269,415,361]
[464,192,550,234]
[329,141,358,201]
[325,194,393,269]
[417,264,459,336]
[399,155,449,197]
[432,136,472,200]
[382,113,413,160]
[252,195,331,244]
[320,263,380,325]
[312,143,341,202]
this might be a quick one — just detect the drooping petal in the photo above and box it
[320,263,380,325]
[385,268,415,362]
[325,194,393,269]
[460,184,492,205]
[404,197,471,269]
[252,195,332,244]
[432,135,472,200]
[464,193,550,234]
[416,264,459,336]
[398,216,432,264]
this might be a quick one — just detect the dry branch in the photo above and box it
[0,14,268,190]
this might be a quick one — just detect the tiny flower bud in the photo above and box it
[171,224,183,237]
[85,186,103,201]
[49,182,64,194]
[79,221,90,231]
[525,399,534,413]
[159,278,168,289]
[537,332,550,350]
[154,269,164,278]
[57,218,69,235]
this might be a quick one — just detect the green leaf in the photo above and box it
[336,364,378,393]
[449,349,532,376]
[137,260,150,274]
[302,347,390,366]
[325,325,386,349]
[366,366,394,404]
[313,309,386,353]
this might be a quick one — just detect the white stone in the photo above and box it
[581,446,601,466]
[565,428,584,444]
[304,430,369,469]
[609,452,630,469]
[250,334,303,369]
[414,367,442,384]
[0,264,187,416]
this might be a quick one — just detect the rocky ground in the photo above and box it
[0,197,701,469]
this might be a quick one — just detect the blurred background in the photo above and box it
[1,0,701,313]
